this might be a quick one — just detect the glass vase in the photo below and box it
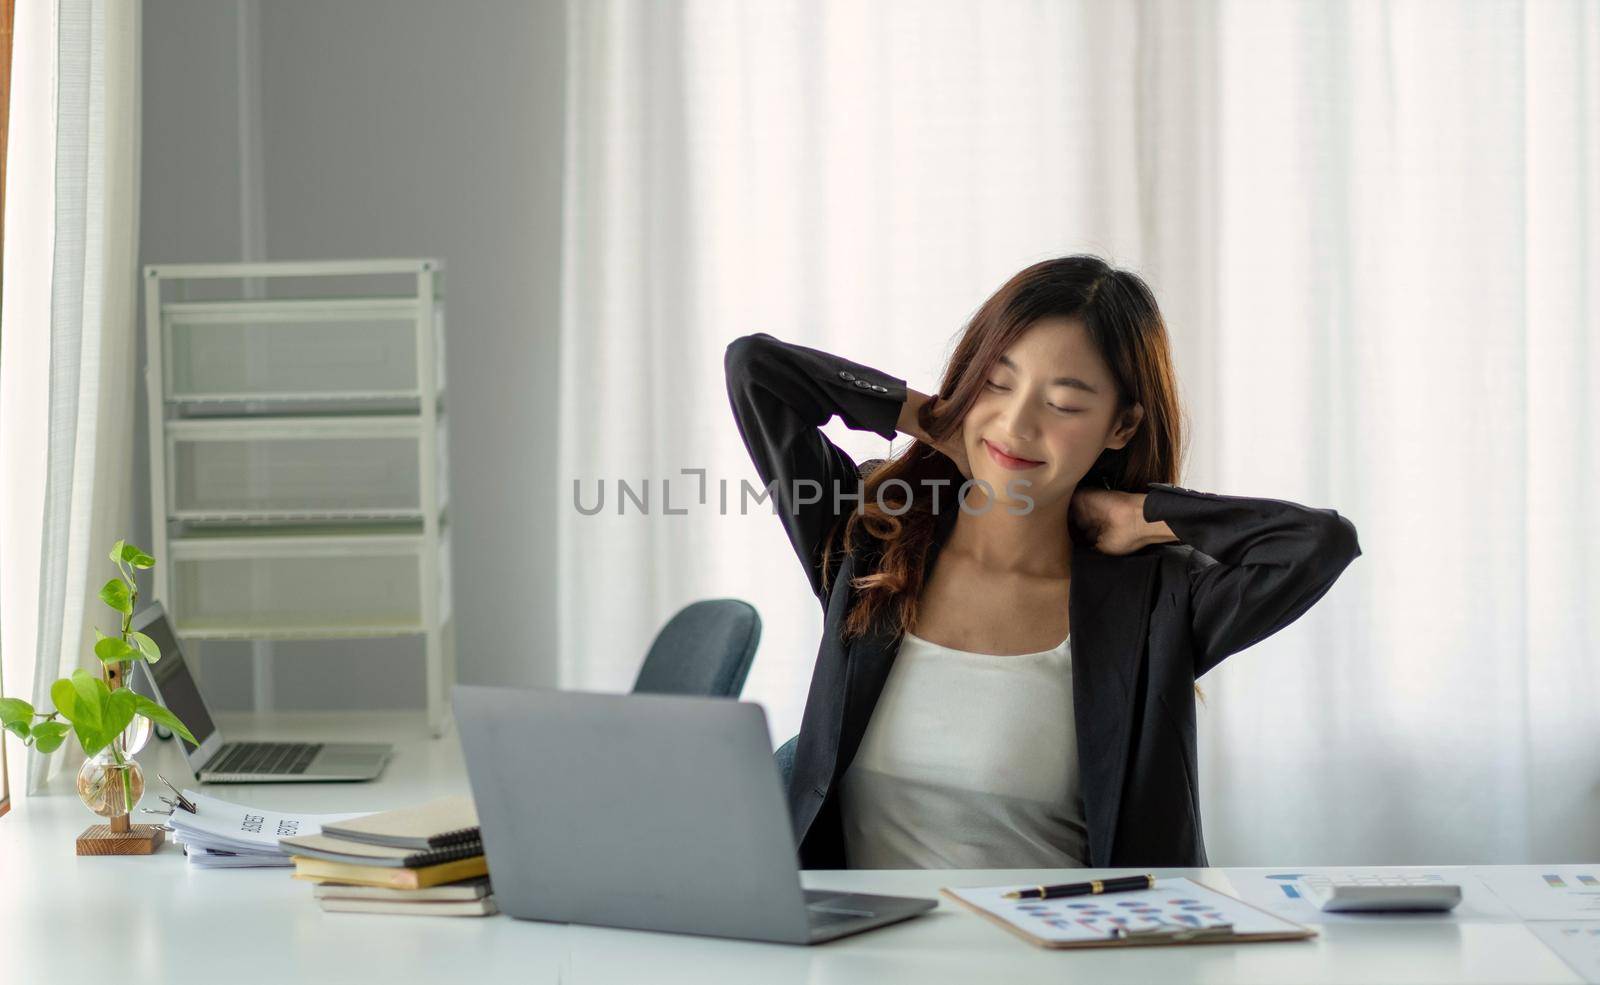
[117,713,153,757]
[76,748,145,819]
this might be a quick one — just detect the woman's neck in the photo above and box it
[941,485,1074,578]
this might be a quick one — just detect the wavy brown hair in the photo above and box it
[820,255,1193,682]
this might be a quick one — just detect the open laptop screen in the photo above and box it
[131,609,218,756]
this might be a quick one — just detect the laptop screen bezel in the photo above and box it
[130,603,224,773]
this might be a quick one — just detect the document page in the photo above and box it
[1527,923,1600,984]
[173,790,366,854]
[1469,866,1600,921]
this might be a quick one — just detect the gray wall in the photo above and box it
[139,0,566,709]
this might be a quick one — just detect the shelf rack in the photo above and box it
[143,260,455,735]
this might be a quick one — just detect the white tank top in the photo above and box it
[837,629,1089,869]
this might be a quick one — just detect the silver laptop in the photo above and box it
[454,685,937,944]
[129,603,392,782]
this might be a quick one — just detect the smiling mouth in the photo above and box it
[982,439,1045,470]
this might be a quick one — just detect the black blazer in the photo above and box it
[724,332,1362,869]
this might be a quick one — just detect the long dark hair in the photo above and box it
[821,254,1190,652]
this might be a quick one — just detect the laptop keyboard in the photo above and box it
[207,742,323,775]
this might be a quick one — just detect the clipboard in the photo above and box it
[940,876,1318,948]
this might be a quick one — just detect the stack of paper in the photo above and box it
[279,795,495,916]
[312,876,497,917]
[169,791,366,869]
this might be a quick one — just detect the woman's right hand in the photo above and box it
[899,390,972,479]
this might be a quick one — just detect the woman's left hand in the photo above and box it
[1069,487,1154,556]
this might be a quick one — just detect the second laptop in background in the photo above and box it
[130,603,392,782]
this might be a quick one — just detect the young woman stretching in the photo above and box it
[724,255,1361,870]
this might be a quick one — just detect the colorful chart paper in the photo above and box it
[1528,923,1600,984]
[943,876,1313,945]
[1469,866,1600,921]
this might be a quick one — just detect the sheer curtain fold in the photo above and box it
[0,0,140,794]
[560,0,1599,863]
[0,0,50,786]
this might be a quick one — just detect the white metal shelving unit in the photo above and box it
[144,259,455,735]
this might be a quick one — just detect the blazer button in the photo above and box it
[872,384,888,392]
[854,379,872,388]
[838,371,857,382]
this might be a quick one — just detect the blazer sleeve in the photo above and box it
[724,332,908,602]
[1142,482,1362,678]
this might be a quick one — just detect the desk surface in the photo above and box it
[0,712,1586,985]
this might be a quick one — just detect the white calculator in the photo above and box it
[1299,873,1463,912]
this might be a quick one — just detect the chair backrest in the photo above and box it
[631,599,761,698]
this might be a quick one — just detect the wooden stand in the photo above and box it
[76,812,164,856]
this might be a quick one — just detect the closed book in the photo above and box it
[318,896,498,917]
[291,853,488,890]
[317,794,479,849]
[279,832,483,868]
[312,877,491,902]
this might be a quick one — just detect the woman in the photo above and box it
[724,255,1360,870]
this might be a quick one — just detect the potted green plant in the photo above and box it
[0,540,196,853]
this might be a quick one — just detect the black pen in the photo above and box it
[1003,874,1157,900]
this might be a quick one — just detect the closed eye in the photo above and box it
[989,381,1082,413]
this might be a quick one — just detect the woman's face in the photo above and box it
[960,317,1143,510]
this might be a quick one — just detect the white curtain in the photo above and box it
[0,0,141,794]
[0,0,53,788]
[558,0,1600,865]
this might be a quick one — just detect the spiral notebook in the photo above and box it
[278,794,481,868]
[316,794,479,849]
[276,832,483,868]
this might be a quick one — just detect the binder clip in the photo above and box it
[156,773,197,814]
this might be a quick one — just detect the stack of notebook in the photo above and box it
[278,795,496,917]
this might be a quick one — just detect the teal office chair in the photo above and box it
[630,599,761,698]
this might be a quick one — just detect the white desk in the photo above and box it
[0,713,1586,984]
